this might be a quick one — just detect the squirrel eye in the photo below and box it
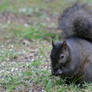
[60,55,64,59]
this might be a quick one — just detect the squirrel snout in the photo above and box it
[52,69,63,76]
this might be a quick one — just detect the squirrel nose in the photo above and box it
[52,69,62,76]
[52,71,55,75]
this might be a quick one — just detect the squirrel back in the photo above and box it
[58,3,92,41]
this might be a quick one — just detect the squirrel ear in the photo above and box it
[52,40,55,48]
[62,41,68,49]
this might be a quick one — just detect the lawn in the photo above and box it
[0,0,92,92]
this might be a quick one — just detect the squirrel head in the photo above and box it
[50,40,71,76]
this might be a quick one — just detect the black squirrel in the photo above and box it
[50,3,92,83]
[58,3,92,41]
[50,38,92,83]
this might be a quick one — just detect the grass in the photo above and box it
[0,0,91,14]
[0,0,92,92]
[6,24,59,41]
[0,0,78,14]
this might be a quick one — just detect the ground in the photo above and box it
[0,0,92,92]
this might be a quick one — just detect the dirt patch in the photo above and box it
[0,11,32,25]
[0,11,59,32]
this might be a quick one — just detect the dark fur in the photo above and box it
[58,3,92,41]
[50,37,92,83]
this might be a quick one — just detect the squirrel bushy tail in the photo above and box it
[58,3,92,41]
